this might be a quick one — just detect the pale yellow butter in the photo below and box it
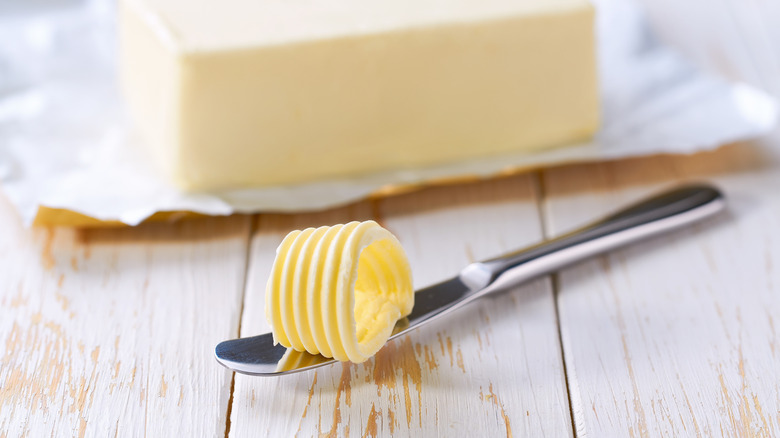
[266,221,414,363]
[120,0,599,190]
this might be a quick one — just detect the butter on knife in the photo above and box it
[266,221,414,363]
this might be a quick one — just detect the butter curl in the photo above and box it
[266,221,413,363]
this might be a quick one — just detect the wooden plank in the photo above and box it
[0,199,252,437]
[229,175,574,437]
[541,143,780,437]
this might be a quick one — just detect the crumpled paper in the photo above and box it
[0,0,776,226]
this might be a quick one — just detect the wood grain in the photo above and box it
[4,0,780,435]
[229,175,574,437]
[0,200,251,437]
[541,143,780,437]
[539,0,780,432]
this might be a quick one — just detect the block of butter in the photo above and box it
[120,0,598,190]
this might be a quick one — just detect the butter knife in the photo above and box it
[215,184,725,376]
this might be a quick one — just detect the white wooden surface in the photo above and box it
[542,1,780,434]
[230,176,572,437]
[4,0,780,436]
[0,203,251,436]
[543,145,780,437]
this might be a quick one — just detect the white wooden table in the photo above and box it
[2,1,780,436]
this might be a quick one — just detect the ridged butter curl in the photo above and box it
[265,221,414,363]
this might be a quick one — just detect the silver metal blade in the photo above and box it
[214,277,471,376]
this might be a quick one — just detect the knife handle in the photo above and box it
[459,184,725,293]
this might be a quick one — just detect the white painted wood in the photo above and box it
[230,175,574,437]
[542,143,780,437]
[540,0,780,434]
[0,202,251,437]
[4,1,780,436]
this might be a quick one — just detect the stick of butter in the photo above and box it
[120,0,598,190]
